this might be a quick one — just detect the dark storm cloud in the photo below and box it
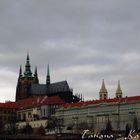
[0,0,140,101]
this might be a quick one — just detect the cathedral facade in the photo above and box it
[16,54,80,103]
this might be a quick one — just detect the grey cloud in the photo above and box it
[0,0,140,101]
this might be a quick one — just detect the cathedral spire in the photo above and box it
[34,66,39,83]
[46,64,50,85]
[116,80,123,98]
[99,79,108,100]
[34,66,38,77]
[24,53,32,77]
[27,52,29,60]
[19,65,22,78]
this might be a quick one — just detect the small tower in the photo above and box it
[99,79,108,100]
[46,64,50,85]
[116,80,123,98]
[34,66,39,83]
[16,65,23,101]
[19,65,22,79]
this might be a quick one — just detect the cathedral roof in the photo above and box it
[47,80,70,94]
[30,80,71,95]
[30,84,46,95]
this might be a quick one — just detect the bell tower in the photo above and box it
[116,80,123,98]
[99,79,108,100]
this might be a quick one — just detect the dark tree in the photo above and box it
[105,120,112,134]
[133,116,138,131]
[78,122,89,130]
[37,125,45,135]
[67,123,74,130]
[125,124,130,137]
[5,123,18,135]
[46,117,57,131]
[21,123,33,134]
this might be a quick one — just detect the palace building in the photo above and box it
[0,102,17,124]
[54,81,140,131]
[55,95,140,131]
[16,95,64,129]
[0,95,65,130]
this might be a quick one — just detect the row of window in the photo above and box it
[0,115,15,122]
[0,109,15,114]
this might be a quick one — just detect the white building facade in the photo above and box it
[55,96,140,131]
[16,96,64,129]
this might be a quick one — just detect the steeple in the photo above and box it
[99,79,108,100]
[18,65,22,79]
[34,66,38,77]
[46,64,50,85]
[24,53,32,77]
[116,80,123,98]
[34,66,39,83]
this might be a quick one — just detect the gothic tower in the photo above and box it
[116,80,123,98]
[15,53,39,101]
[99,79,108,100]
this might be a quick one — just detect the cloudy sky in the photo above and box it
[0,0,140,102]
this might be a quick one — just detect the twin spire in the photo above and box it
[99,79,108,100]
[99,79,123,100]
[18,53,50,85]
[116,80,122,98]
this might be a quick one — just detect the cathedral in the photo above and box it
[16,53,80,103]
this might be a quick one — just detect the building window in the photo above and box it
[28,112,31,118]
[23,113,26,121]
[104,94,107,99]
[18,114,21,121]
[4,110,6,114]
[4,116,7,121]
[44,109,45,116]
[41,109,42,116]
[8,116,10,121]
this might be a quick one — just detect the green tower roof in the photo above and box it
[24,53,32,77]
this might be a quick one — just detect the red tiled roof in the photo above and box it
[0,96,65,109]
[17,96,65,109]
[0,102,18,109]
[17,96,44,109]
[1,95,140,109]
[63,95,140,108]
[41,96,65,105]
